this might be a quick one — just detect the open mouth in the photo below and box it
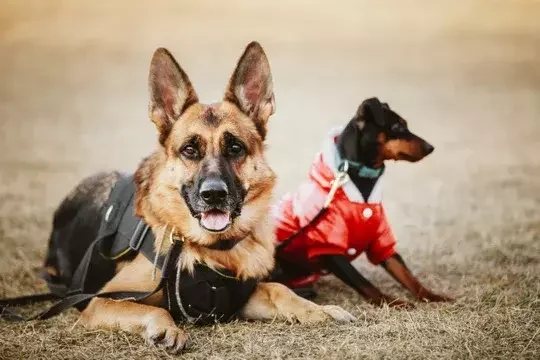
[198,210,232,233]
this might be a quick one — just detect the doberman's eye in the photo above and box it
[227,142,245,158]
[181,145,199,159]
[391,123,405,133]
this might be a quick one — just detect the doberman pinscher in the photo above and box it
[273,98,453,308]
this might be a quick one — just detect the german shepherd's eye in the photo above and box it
[227,142,245,158]
[180,145,200,160]
[223,132,246,159]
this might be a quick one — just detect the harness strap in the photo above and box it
[0,232,108,317]
[0,239,183,322]
[276,169,349,252]
[0,293,60,320]
[69,234,103,295]
[173,261,198,323]
[0,292,60,307]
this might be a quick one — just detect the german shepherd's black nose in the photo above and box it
[423,142,435,155]
[200,177,228,205]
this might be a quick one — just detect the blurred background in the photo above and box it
[1,0,538,198]
[0,1,539,358]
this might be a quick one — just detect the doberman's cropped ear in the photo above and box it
[148,48,199,145]
[353,97,385,128]
[224,42,275,140]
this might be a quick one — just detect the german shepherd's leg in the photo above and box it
[81,255,188,354]
[241,282,356,324]
[381,253,454,302]
[323,255,415,309]
[83,299,187,353]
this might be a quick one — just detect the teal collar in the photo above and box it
[335,149,384,179]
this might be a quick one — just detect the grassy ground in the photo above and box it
[1,1,539,359]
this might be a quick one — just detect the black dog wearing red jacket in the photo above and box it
[273,98,453,308]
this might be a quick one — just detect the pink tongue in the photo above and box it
[200,211,230,231]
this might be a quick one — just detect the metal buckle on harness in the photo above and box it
[323,161,349,208]
[129,220,150,251]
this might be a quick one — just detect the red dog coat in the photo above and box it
[273,127,397,287]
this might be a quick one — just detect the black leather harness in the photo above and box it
[0,176,257,324]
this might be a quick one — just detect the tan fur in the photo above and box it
[383,137,427,161]
[372,132,428,163]
[241,282,356,324]
[80,42,355,354]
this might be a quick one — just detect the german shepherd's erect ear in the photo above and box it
[148,48,200,145]
[224,42,276,140]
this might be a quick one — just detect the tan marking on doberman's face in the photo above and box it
[380,132,433,162]
[371,115,433,163]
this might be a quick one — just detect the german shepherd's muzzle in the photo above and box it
[182,156,245,232]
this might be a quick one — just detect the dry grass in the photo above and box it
[1,228,539,360]
[1,0,539,359]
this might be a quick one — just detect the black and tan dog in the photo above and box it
[41,42,354,353]
[274,98,453,308]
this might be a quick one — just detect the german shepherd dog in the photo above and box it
[273,98,454,308]
[44,42,355,353]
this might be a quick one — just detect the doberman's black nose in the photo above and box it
[423,142,435,155]
[199,177,228,205]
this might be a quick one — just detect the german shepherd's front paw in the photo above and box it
[145,324,189,354]
[144,310,189,354]
[242,282,356,324]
